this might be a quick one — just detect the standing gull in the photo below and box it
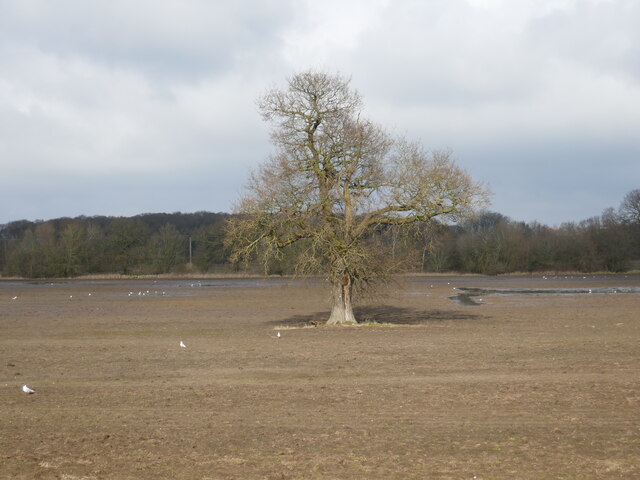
[180,341,187,348]
[22,384,35,394]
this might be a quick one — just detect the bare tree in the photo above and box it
[226,70,490,324]
[619,189,640,224]
[59,222,85,277]
[149,223,187,274]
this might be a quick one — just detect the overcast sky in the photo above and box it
[1,0,638,226]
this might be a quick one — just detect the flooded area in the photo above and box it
[404,274,640,306]
[449,285,640,306]
[2,274,639,304]
[0,276,312,298]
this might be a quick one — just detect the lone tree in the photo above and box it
[225,71,489,324]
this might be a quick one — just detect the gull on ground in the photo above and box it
[180,341,187,348]
[12,296,17,300]
[277,331,281,338]
[22,384,35,394]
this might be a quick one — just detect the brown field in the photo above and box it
[1,275,639,479]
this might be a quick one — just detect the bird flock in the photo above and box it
[128,290,167,297]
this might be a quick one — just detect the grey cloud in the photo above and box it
[527,0,640,83]
[348,1,538,108]
[0,1,294,82]
[461,136,640,225]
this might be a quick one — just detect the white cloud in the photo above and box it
[0,46,158,174]
[280,0,390,68]
[341,0,640,144]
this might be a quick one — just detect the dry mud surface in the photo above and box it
[1,275,639,479]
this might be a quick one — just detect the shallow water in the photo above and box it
[449,285,640,306]
[3,274,640,303]
[0,276,322,299]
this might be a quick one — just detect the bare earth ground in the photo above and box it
[1,275,639,480]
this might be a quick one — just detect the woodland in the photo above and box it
[1,201,638,278]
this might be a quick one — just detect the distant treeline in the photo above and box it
[0,212,231,278]
[1,205,639,278]
[391,211,639,275]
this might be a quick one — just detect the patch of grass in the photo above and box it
[360,321,394,327]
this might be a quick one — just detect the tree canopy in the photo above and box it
[225,70,490,324]
[619,189,640,224]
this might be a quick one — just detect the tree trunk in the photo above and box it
[326,275,357,325]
